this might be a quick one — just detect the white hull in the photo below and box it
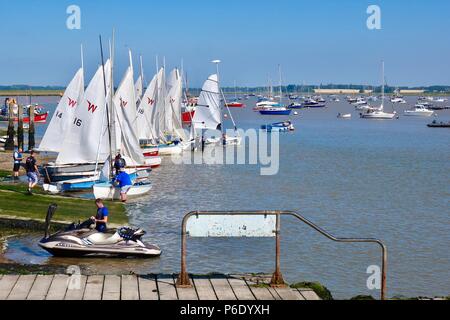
[143,156,162,167]
[337,113,352,119]
[93,182,152,200]
[158,144,183,155]
[361,111,397,120]
[206,136,241,146]
[404,110,434,117]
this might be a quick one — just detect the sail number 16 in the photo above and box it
[73,117,83,127]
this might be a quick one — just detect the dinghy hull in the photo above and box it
[93,182,152,200]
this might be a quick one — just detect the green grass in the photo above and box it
[0,183,127,225]
[0,170,9,178]
[290,281,334,300]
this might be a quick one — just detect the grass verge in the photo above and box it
[0,183,127,225]
[290,281,333,300]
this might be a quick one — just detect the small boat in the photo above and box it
[93,180,152,200]
[390,97,407,104]
[43,169,147,193]
[302,99,326,108]
[355,104,375,111]
[225,101,244,108]
[352,98,368,106]
[404,105,434,117]
[259,107,292,115]
[261,120,294,132]
[288,102,303,109]
[0,108,49,123]
[253,100,280,110]
[205,136,242,146]
[427,120,450,128]
[337,113,351,119]
[157,142,183,155]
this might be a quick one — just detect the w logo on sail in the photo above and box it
[147,97,155,106]
[68,97,77,108]
[87,100,98,113]
[120,97,128,107]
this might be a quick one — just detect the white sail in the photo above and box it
[191,74,221,131]
[156,67,167,141]
[135,75,143,102]
[113,66,144,165]
[38,68,84,152]
[165,68,186,141]
[56,60,111,165]
[136,70,160,141]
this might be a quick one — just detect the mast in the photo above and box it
[140,55,144,88]
[80,44,84,80]
[98,35,112,179]
[278,64,282,105]
[381,60,385,110]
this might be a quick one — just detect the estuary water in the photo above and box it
[4,95,450,299]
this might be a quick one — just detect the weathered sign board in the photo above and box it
[186,214,277,237]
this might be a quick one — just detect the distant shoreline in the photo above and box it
[1,89,449,97]
[0,90,62,97]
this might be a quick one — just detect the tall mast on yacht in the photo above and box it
[381,60,385,111]
[278,64,282,105]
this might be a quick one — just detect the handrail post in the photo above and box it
[176,212,192,287]
[381,244,387,300]
[270,212,286,287]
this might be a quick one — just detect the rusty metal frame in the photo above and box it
[175,210,387,300]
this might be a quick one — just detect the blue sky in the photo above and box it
[1,0,449,87]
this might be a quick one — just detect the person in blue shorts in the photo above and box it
[114,168,132,203]
[91,198,109,232]
[25,150,39,194]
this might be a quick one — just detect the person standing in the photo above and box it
[113,153,126,175]
[114,168,132,203]
[12,147,23,179]
[201,135,206,153]
[25,150,39,194]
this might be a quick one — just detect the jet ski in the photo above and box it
[39,204,161,258]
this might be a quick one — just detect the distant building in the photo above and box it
[399,89,425,94]
[313,89,373,94]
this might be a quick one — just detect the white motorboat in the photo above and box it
[352,98,367,106]
[337,113,352,119]
[391,97,406,104]
[404,105,434,116]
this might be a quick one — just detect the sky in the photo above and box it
[1,0,450,87]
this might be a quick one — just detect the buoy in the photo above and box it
[224,114,228,118]
[293,111,298,115]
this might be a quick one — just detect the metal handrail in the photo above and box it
[176,210,387,300]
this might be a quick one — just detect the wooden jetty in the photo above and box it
[0,273,320,300]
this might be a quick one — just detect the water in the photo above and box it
[3,95,450,298]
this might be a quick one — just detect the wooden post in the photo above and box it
[28,104,35,151]
[17,104,24,151]
[4,103,15,150]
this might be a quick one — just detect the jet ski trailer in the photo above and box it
[39,204,161,258]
